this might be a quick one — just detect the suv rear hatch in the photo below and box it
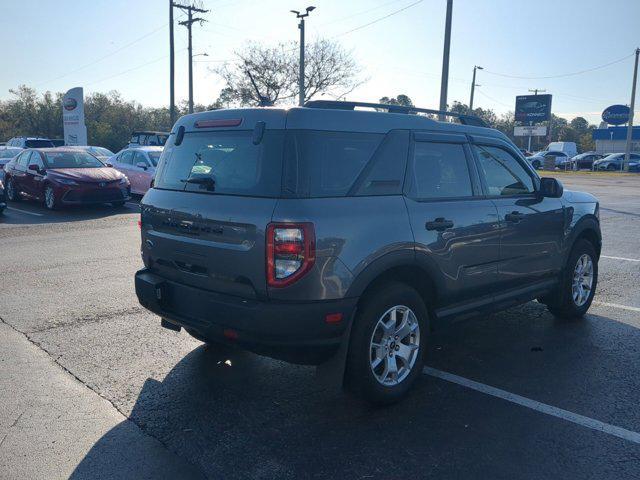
[141,110,286,300]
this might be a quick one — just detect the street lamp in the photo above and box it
[469,65,483,111]
[291,6,316,106]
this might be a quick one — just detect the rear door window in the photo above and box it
[283,131,383,197]
[154,130,284,197]
[406,142,473,199]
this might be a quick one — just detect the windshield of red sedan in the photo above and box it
[44,151,105,169]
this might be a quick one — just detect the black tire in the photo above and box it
[346,281,428,405]
[111,201,126,208]
[544,239,598,319]
[6,178,20,202]
[44,185,58,210]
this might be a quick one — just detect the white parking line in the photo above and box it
[423,367,640,445]
[592,301,640,313]
[6,207,44,217]
[601,255,640,263]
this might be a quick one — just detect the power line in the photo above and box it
[483,52,635,80]
[34,22,170,88]
[333,0,424,38]
[320,0,407,26]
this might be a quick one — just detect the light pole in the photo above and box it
[623,47,639,172]
[469,65,483,111]
[438,0,453,120]
[291,6,316,107]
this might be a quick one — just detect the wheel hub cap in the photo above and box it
[572,254,593,307]
[369,305,421,386]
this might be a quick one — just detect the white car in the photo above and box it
[109,146,162,195]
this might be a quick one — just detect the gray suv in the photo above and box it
[135,101,601,404]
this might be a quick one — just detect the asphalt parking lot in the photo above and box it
[1,173,639,479]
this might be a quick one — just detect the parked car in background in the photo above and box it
[570,152,604,170]
[5,137,55,148]
[0,174,6,214]
[50,139,65,147]
[518,148,532,157]
[110,146,161,195]
[546,141,578,158]
[593,153,640,171]
[135,101,601,404]
[65,146,115,163]
[3,148,130,210]
[128,131,169,147]
[527,150,569,169]
[0,147,22,170]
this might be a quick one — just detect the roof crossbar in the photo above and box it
[304,100,488,127]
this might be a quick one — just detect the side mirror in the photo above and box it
[136,161,148,170]
[539,177,563,198]
[105,162,113,168]
[28,164,41,173]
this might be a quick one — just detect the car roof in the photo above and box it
[173,106,509,141]
[124,146,163,152]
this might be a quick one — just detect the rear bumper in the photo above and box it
[135,269,358,365]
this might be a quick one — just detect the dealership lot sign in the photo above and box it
[62,87,87,146]
[602,104,630,125]
[514,125,547,137]
[515,94,553,123]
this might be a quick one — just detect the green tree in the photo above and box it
[379,94,414,106]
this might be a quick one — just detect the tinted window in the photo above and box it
[130,135,139,144]
[28,151,44,170]
[154,130,284,197]
[408,142,473,199]
[25,139,54,148]
[133,151,149,167]
[284,131,382,198]
[474,145,534,196]
[120,150,135,165]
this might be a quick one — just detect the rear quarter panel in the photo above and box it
[269,196,414,301]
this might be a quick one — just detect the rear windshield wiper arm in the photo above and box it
[181,176,215,191]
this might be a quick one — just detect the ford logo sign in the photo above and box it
[602,104,630,125]
[63,97,78,111]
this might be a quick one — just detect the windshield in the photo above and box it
[148,151,161,166]
[25,139,54,148]
[90,147,114,157]
[44,151,105,169]
[154,131,284,197]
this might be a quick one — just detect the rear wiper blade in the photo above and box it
[181,176,215,191]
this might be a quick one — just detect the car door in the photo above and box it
[471,140,565,290]
[132,151,151,194]
[403,132,502,309]
[12,151,30,194]
[24,150,46,199]
[115,150,136,191]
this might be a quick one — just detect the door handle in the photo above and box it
[425,217,454,231]
[505,211,525,223]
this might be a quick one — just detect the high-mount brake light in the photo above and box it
[266,223,315,288]
[194,118,243,128]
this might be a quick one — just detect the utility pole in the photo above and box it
[623,47,639,172]
[527,88,546,152]
[169,0,175,125]
[438,0,453,120]
[175,2,208,114]
[291,6,316,107]
[469,65,483,111]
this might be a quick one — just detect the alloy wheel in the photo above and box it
[572,254,594,307]
[369,305,420,386]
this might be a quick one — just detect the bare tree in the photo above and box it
[213,39,362,107]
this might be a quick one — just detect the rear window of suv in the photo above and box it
[154,130,285,197]
[25,139,55,148]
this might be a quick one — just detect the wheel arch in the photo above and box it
[567,215,601,260]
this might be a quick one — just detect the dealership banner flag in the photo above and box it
[62,87,87,146]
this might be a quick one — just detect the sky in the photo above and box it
[2,0,639,125]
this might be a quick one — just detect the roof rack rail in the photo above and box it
[304,100,488,128]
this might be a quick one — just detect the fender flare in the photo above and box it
[564,214,601,263]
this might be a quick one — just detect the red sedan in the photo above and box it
[3,148,131,210]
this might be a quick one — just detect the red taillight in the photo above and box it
[266,223,315,288]
[194,118,242,128]
[137,219,142,229]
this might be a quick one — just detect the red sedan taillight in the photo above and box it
[266,223,315,288]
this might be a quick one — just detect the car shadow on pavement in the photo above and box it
[69,302,640,479]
